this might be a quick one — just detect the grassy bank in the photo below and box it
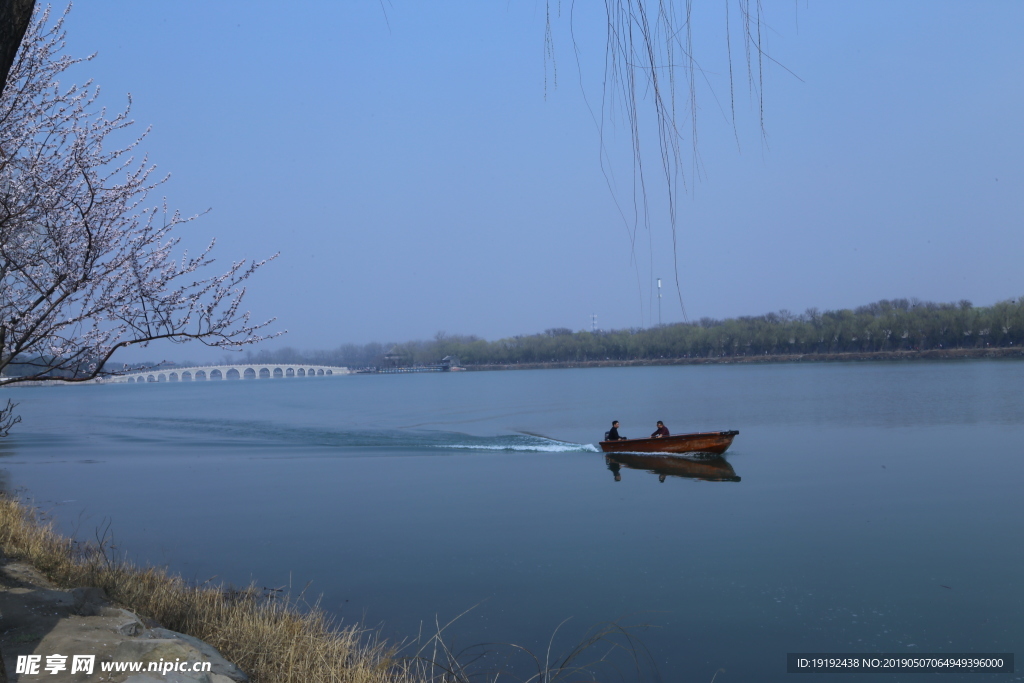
[0,495,420,683]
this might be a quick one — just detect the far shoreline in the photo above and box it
[462,346,1024,371]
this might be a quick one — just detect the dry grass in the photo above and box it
[0,494,425,683]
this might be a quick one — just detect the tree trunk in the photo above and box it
[0,0,34,95]
[0,3,36,677]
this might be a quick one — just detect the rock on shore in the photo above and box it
[0,558,247,683]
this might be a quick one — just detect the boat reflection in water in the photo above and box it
[605,452,741,483]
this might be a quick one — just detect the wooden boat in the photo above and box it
[599,429,739,455]
[605,453,741,482]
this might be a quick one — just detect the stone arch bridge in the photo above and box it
[110,364,348,383]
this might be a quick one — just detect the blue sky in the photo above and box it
[59,2,1024,361]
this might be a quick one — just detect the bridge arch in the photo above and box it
[273,368,283,378]
[182,371,192,381]
[226,368,240,380]
[169,372,179,382]
[259,368,270,379]
[210,369,223,380]
[244,368,256,380]
[195,370,207,380]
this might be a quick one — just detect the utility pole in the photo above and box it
[657,278,662,326]
[591,314,597,332]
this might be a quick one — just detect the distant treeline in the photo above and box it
[233,297,1024,368]
[1,357,77,378]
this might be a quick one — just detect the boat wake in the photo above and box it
[98,417,599,454]
[442,434,599,453]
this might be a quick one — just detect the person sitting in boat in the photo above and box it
[605,420,626,441]
[651,421,670,438]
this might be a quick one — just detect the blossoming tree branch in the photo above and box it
[0,6,279,432]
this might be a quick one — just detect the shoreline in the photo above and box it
[0,496,418,683]
[463,347,1024,371]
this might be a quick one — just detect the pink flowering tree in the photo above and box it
[0,6,278,433]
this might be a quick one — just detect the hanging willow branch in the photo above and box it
[548,1,784,324]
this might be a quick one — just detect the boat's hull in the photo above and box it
[599,430,739,455]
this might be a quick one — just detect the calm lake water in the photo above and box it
[2,361,1022,681]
